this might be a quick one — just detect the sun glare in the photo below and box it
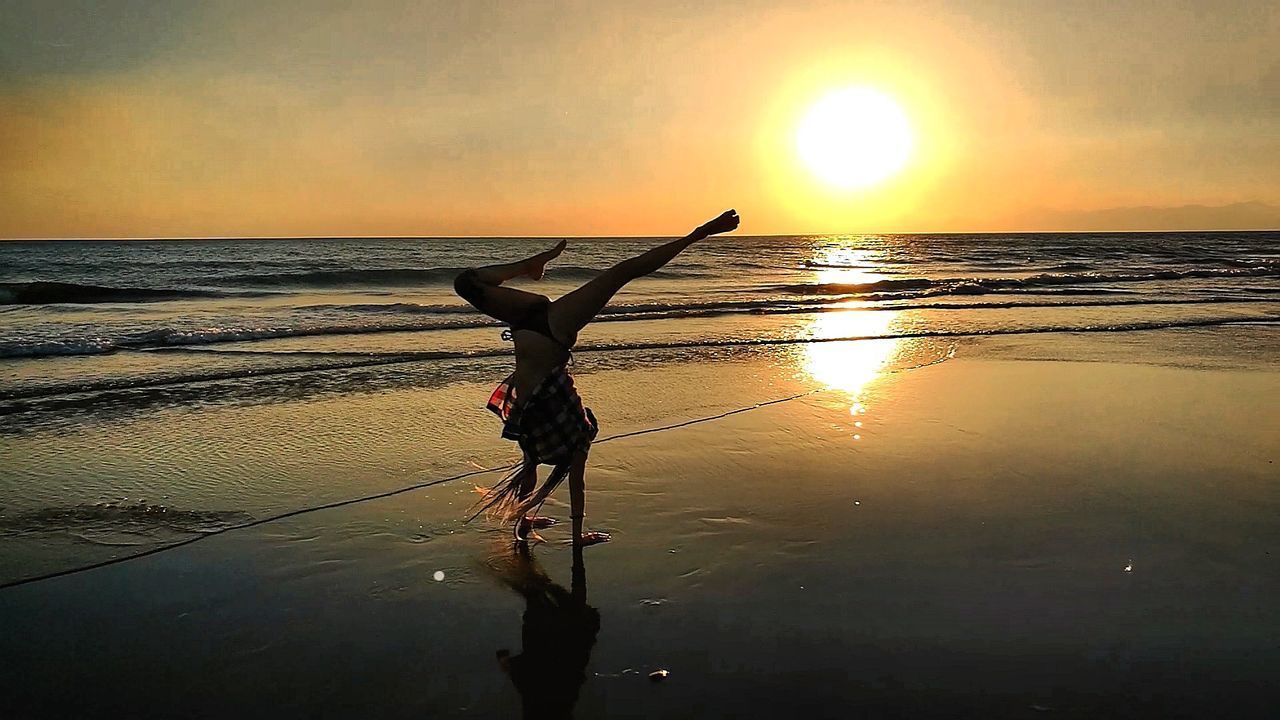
[803,309,899,398]
[796,87,913,190]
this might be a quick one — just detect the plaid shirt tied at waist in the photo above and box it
[487,366,598,465]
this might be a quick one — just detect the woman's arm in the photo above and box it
[568,452,609,546]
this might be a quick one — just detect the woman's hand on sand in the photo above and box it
[697,209,740,238]
[574,530,611,547]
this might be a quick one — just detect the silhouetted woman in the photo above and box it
[456,210,740,545]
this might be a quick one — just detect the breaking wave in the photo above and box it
[3,315,1275,403]
[1,294,1275,360]
[773,265,1280,296]
[0,281,268,305]
[218,265,686,287]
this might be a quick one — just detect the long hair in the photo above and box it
[469,458,572,523]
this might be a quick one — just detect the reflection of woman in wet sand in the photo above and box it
[494,545,600,719]
[456,210,740,545]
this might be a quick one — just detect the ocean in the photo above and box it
[2,232,1279,717]
[3,232,1278,561]
[4,232,1278,363]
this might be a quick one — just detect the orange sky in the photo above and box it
[2,0,1277,238]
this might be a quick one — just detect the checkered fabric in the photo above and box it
[487,366,598,465]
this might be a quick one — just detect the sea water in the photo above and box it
[2,233,1278,576]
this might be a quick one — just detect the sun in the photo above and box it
[796,86,914,190]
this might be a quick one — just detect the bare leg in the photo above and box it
[569,451,610,546]
[455,241,566,325]
[472,240,566,285]
[549,210,738,343]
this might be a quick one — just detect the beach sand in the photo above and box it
[2,328,1278,718]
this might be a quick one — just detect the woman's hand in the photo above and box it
[696,209,740,238]
[574,530,611,546]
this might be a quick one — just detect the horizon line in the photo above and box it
[3,226,1278,242]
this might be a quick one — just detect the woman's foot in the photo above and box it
[696,209,739,238]
[526,240,567,280]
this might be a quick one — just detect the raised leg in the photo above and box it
[548,210,738,343]
[454,241,566,325]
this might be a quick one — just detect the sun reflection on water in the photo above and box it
[803,310,900,398]
[800,241,903,438]
[809,243,891,288]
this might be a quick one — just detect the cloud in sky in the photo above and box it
[1,0,1277,237]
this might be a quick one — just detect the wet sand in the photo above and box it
[2,329,1278,718]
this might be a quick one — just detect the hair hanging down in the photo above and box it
[469,458,573,523]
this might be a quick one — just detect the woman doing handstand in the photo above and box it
[455,209,740,546]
